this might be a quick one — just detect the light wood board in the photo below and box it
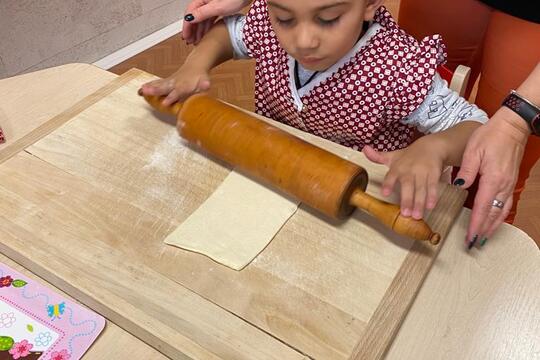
[0,69,467,359]
[0,64,116,155]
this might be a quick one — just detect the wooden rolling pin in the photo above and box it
[142,93,441,245]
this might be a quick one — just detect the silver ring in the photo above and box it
[492,199,505,209]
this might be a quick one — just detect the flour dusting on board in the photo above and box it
[250,233,361,312]
[144,129,190,173]
[142,128,198,208]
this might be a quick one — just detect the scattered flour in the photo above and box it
[141,129,196,210]
[144,129,190,173]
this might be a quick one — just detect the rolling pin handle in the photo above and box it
[349,189,441,244]
[429,233,441,246]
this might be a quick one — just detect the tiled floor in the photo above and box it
[111,2,539,246]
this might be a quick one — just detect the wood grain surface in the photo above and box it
[0,64,136,164]
[386,210,540,360]
[0,69,467,359]
[0,152,304,360]
[0,64,116,155]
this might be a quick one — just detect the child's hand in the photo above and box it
[138,65,211,107]
[363,137,447,220]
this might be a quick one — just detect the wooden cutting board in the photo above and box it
[0,69,466,359]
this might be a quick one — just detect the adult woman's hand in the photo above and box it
[455,63,540,248]
[182,0,251,44]
[455,107,529,248]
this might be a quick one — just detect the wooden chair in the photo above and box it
[438,64,471,97]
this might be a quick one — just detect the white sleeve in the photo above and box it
[401,73,489,134]
[224,15,251,60]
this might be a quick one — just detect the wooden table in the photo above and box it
[0,64,538,359]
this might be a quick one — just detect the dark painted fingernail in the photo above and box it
[480,237,488,247]
[137,88,143,96]
[468,235,478,250]
[184,14,195,22]
[453,178,465,186]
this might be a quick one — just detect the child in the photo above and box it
[139,0,488,220]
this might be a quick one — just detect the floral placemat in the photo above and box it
[0,264,105,360]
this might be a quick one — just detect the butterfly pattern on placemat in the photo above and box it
[47,303,65,321]
[0,266,105,360]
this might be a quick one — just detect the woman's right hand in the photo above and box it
[182,0,251,44]
[138,65,211,107]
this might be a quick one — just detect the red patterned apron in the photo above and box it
[243,2,447,151]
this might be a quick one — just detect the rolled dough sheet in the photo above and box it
[164,171,299,270]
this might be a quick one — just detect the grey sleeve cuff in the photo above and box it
[402,73,489,134]
[224,15,251,60]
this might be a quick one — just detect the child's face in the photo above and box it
[267,0,381,71]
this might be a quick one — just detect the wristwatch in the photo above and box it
[502,90,540,136]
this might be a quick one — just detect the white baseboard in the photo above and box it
[93,20,183,70]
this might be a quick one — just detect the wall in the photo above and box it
[0,0,188,78]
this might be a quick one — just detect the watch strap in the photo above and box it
[502,90,540,136]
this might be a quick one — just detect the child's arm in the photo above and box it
[139,20,234,106]
[364,73,489,220]
[363,120,482,220]
[424,120,483,166]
